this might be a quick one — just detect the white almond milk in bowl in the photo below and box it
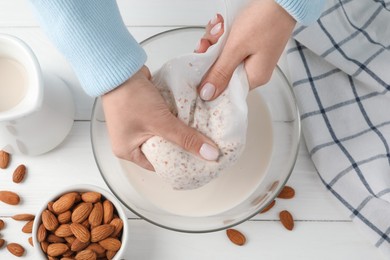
[90,26,300,232]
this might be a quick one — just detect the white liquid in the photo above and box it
[0,58,27,112]
[120,91,273,217]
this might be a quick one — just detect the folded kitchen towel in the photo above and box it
[286,0,390,256]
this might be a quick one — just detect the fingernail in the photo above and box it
[210,14,218,25]
[210,22,222,36]
[200,83,215,101]
[194,39,201,53]
[200,143,219,161]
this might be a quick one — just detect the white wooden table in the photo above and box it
[0,1,386,259]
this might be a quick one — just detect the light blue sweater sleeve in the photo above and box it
[29,0,147,97]
[275,0,325,25]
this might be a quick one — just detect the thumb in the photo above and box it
[199,49,244,101]
[160,114,220,161]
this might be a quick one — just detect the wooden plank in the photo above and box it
[0,0,217,27]
[0,218,384,259]
[0,122,352,222]
[119,220,385,260]
[0,217,384,259]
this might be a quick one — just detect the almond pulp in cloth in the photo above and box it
[141,1,251,190]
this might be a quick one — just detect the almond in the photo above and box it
[42,209,59,231]
[55,224,73,237]
[28,237,33,247]
[81,219,90,229]
[0,238,5,248]
[86,243,106,256]
[110,218,123,238]
[226,229,246,246]
[98,238,121,251]
[47,234,66,243]
[71,238,90,252]
[91,224,115,242]
[106,250,117,260]
[64,236,76,244]
[0,219,4,230]
[81,192,102,203]
[74,192,82,203]
[277,186,295,199]
[70,223,91,243]
[12,213,35,221]
[0,150,10,169]
[260,200,276,214]
[22,220,34,233]
[53,193,77,214]
[0,190,20,205]
[12,164,27,183]
[279,210,294,230]
[89,202,103,228]
[47,201,55,213]
[37,223,47,242]
[7,242,25,257]
[72,202,93,223]
[75,249,97,260]
[47,243,69,257]
[58,210,72,224]
[40,241,49,253]
[63,250,74,257]
[103,200,114,224]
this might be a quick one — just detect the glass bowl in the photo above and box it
[91,27,300,233]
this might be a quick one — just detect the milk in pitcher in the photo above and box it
[0,58,27,112]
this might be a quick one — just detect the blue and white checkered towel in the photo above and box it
[286,0,390,256]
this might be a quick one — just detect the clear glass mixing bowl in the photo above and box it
[91,27,300,233]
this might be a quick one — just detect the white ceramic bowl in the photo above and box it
[91,27,301,233]
[32,184,128,259]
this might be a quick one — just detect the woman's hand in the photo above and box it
[102,66,219,171]
[198,0,296,101]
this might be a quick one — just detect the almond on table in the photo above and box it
[226,228,246,246]
[259,200,276,214]
[22,220,34,233]
[0,190,20,205]
[277,186,295,199]
[0,150,10,169]
[279,210,294,231]
[7,242,25,257]
[12,164,27,183]
[12,213,35,221]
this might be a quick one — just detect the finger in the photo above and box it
[194,14,224,53]
[204,14,225,45]
[160,114,220,161]
[195,38,211,54]
[198,47,245,101]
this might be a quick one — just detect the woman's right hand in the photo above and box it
[101,66,220,171]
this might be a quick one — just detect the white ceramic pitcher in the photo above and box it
[0,34,74,155]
